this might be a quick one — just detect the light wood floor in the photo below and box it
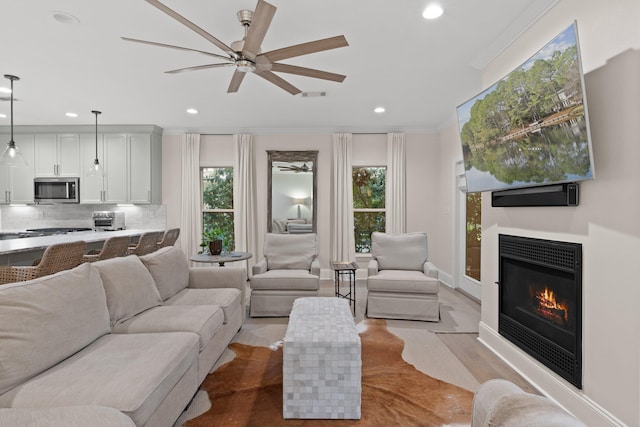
[432,290,540,394]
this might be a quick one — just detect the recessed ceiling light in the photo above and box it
[65,112,78,118]
[422,4,444,20]
[374,107,386,114]
[186,108,198,114]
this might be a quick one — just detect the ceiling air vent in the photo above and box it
[301,91,327,98]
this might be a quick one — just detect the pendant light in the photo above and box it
[0,75,28,167]
[87,110,103,176]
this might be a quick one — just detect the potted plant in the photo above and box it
[200,227,225,255]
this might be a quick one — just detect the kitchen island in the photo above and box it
[0,229,163,266]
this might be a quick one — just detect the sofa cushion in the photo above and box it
[112,305,224,350]
[250,269,320,290]
[367,270,439,294]
[92,255,162,327]
[165,288,241,324]
[140,246,190,301]
[0,332,199,427]
[0,406,136,427]
[0,263,110,396]
[264,233,317,270]
[371,232,428,271]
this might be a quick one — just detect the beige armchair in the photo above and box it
[472,379,586,426]
[250,233,320,317]
[366,232,440,321]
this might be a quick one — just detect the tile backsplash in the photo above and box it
[0,204,166,231]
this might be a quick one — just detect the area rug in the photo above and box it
[184,319,473,427]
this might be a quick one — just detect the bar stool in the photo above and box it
[128,231,164,256]
[83,235,131,263]
[0,240,87,285]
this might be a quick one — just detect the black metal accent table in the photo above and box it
[330,261,358,315]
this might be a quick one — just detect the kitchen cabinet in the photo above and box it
[79,127,162,204]
[34,134,80,177]
[0,133,35,204]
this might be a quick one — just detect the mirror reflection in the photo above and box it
[267,150,318,234]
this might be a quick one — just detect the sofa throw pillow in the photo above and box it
[0,263,110,396]
[264,233,317,270]
[371,232,428,271]
[93,255,163,327]
[140,246,190,301]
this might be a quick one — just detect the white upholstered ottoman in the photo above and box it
[283,297,361,419]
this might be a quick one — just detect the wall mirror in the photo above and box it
[267,150,317,234]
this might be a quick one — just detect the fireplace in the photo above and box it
[498,234,582,388]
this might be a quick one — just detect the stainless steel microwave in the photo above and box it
[34,177,80,204]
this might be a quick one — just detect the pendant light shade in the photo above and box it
[0,75,28,167]
[87,110,104,176]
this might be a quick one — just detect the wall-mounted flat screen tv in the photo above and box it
[456,22,595,193]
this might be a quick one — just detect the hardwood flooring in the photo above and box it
[432,289,540,394]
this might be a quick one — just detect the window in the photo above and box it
[201,167,234,252]
[353,166,386,253]
[465,192,481,281]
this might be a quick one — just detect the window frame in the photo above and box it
[201,166,235,251]
[352,165,387,254]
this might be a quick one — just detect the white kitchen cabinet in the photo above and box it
[0,133,35,204]
[128,133,152,204]
[79,127,162,204]
[34,133,80,177]
[79,133,105,203]
[103,133,128,203]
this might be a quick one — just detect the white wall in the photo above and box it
[162,132,441,273]
[448,1,640,425]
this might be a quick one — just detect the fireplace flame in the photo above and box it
[533,286,569,325]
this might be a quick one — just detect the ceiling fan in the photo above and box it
[122,0,349,95]
[278,163,312,173]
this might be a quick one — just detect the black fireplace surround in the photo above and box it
[498,234,582,388]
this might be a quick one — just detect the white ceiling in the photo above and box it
[1,0,558,135]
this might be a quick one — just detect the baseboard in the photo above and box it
[478,322,626,427]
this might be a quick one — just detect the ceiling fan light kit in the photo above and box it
[0,74,28,167]
[125,0,348,95]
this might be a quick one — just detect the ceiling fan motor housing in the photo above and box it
[237,9,254,26]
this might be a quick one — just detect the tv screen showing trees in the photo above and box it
[457,22,594,193]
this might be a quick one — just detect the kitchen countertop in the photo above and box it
[0,229,163,256]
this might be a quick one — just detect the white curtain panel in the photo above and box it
[386,132,406,234]
[331,133,356,263]
[180,133,202,255]
[233,134,259,274]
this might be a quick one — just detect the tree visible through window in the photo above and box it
[465,192,481,281]
[202,167,234,252]
[353,167,386,253]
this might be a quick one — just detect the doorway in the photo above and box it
[454,160,482,300]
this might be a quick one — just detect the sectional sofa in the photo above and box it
[0,246,246,427]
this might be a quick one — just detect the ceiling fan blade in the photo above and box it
[271,63,346,82]
[165,63,234,74]
[254,71,301,95]
[227,70,247,93]
[121,37,233,62]
[145,0,237,58]
[242,0,276,61]
[261,35,348,62]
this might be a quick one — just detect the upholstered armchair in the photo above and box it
[250,233,320,317]
[366,232,440,321]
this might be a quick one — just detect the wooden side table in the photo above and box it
[330,261,359,315]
